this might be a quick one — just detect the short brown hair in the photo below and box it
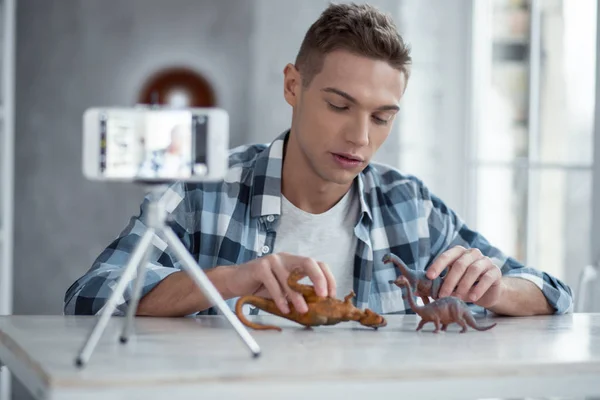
[295,2,412,88]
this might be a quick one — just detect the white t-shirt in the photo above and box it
[269,184,360,305]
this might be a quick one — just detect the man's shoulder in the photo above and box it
[174,142,268,195]
[362,161,429,201]
[183,142,268,189]
[227,142,269,169]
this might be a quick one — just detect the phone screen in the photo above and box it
[98,109,208,180]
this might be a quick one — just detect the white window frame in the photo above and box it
[590,0,600,311]
[467,0,596,272]
[0,1,15,399]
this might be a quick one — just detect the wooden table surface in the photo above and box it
[0,313,599,400]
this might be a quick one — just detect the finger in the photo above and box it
[438,248,483,297]
[270,261,308,313]
[426,246,467,279]
[318,261,336,298]
[300,258,328,297]
[454,258,488,300]
[468,267,501,302]
[257,261,290,314]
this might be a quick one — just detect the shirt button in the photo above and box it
[266,215,274,222]
[261,245,270,254]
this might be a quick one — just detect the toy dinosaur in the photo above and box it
[235,268,387,331]
[389,275,497,333]
[382,253,443,305]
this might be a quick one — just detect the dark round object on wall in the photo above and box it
[137,67,216,108]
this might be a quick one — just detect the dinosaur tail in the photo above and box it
[235,295,283,331]
[464,312,497,331]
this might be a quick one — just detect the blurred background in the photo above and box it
[1,0,600,398]
[0,0,599,333]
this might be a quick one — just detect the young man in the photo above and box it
[64,3,572,318]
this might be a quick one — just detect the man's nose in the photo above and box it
[345,116,370,146]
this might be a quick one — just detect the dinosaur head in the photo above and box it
[359,308,387,328]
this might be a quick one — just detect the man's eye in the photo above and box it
[327,103,348,111]
[372,116,389,126]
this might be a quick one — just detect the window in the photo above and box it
[468,0,597,286]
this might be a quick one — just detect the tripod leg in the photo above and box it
[120,229,154,344]
[161,228,261,358]
[75,230,155,367]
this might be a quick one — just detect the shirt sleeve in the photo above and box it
[420,180,573,315]
[63,182,194,316]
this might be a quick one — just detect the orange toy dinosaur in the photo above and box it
[235,268,387,331]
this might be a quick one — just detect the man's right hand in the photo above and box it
[225,252,336,315]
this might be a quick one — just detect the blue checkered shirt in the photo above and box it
[64,131,573,316]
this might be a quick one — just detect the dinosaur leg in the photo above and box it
[441,324,448,331]
[432,317,441,333]
[344,291,356,303]
[449,304,469,333]
[457,318,468,333]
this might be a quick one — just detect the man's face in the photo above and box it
[284,50,406,185]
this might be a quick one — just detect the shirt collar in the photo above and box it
[250,129,373,223]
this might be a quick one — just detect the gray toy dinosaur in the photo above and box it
[382,252,443,305]
[390,275,497,333]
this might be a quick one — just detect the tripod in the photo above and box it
[74,184,261,367]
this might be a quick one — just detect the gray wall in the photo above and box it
[396,0,471,218]
[14,0,253,316]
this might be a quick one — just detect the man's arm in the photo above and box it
[136,267,235,317]
[420,181,573,316]
[63,182,197,316]
[487,276,555,316]
[136,252,337,317]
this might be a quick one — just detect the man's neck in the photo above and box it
[281,133,353,215]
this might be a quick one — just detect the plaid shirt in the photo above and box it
[64,130,573,316]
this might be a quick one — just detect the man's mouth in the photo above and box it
[333,153,363,162]
[332,152,364,168]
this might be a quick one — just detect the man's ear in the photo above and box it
[283,63,302,107]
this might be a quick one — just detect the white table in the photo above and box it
[0,313,599,400]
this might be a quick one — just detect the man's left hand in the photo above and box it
[426,246,506,309]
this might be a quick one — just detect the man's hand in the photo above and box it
[426,246,506,309]
[226,252,336,315]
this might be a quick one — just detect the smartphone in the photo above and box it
[82,107,229,182]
